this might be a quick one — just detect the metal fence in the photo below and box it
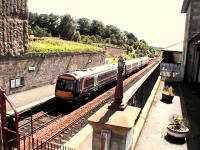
[0,87,74,150]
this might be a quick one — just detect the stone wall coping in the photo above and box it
[88,105,140,135]
[0,51,105,61]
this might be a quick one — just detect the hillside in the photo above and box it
[29,38,103,53]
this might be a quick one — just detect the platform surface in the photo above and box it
[135,83,188,150]
[6,84,55,114]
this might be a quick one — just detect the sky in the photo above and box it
[28,0,186,49]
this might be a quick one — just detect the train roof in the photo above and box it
[60,57,149,79]
[62,63,118,79]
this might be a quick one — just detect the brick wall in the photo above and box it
[0,0,28,56]
[0,52,105,95]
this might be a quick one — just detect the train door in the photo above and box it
[94,75,98,91]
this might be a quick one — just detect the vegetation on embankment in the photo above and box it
[29,38,103,53]
[29,12,161,57]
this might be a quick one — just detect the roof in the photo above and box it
[61,57,146,79]
[181,0,190,13]
[161,42,183,52]
[64,63,117,79]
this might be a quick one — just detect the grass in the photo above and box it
[29,38,103,53]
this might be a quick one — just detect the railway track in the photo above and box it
[43,59,160,145]
[19,59,160,149]
[19,110,63,135]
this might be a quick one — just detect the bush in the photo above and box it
[90,35,97,43]
[32,26,51,37]
[73,31,81,42]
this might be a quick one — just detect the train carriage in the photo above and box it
[55,57,149,102]
[55,63,117,101]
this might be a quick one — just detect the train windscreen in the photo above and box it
[56,79,76,92]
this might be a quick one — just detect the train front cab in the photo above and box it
[55,75,79,100]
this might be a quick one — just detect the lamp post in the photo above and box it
[108,56,127,110]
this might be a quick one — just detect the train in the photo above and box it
[55,57,150,102]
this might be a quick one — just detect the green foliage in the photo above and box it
[169,115,188,131]
[90,20,105,36]
[29,12,60,37]
[90,35,97,43]
[28,12,161,57]
[48,13,60,37]
[95,35,103,43]
[32,25,51,37]
[59,14,76,40]
[77,18,91,35]
[92,43,121,49]
[73,31,81,42]
[29,38,103,53]
[81,35,93,44]
[105,38,111,44]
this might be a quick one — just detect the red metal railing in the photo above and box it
[20,134,74,150]
[0,88,74,150]
[0,87,20,150]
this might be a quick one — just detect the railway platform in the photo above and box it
[63,81,195,150]
[6,84,55,114]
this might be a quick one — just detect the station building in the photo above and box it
[182,0,200,84]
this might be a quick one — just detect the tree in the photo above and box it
[59,14,76,40]
[104,25,121,38]
[48,13,60,37]
[77,18,91,35]
[95,35,103,43]
[90,35,97,43]
[110,34,118,45]
[29,12,39,28]
[32,25,51,37]
[73,31,81,42]
[81,35,93,44]
[127,39,135,46]
[29,13,60,37]
[90,20,105,36]
[127,33,138,42]
[37,14,50,29]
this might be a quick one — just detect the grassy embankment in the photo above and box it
[29,38,103,53]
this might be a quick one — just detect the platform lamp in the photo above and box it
[108,56,127,110]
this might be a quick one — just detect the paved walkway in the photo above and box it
[6,84,55,113]
[135,82,187,150]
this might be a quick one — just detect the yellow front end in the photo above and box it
[56,90,73,99]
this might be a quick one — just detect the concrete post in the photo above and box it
[108,56,126,110]
[88,105,140,150]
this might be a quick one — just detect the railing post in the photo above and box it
[0,89,8,150]
[108,56,127,110]
[0,120,3,150]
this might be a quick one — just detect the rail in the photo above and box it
[0,58,161,150]
[45,58,161,145]
[0,88,73,150]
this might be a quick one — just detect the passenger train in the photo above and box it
[55,57,149,102]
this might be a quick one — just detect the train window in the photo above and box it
[56,79,76,92]
[85,78,94,88]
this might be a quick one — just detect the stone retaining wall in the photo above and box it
[0,52,105,95]
[0,0,28,56]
